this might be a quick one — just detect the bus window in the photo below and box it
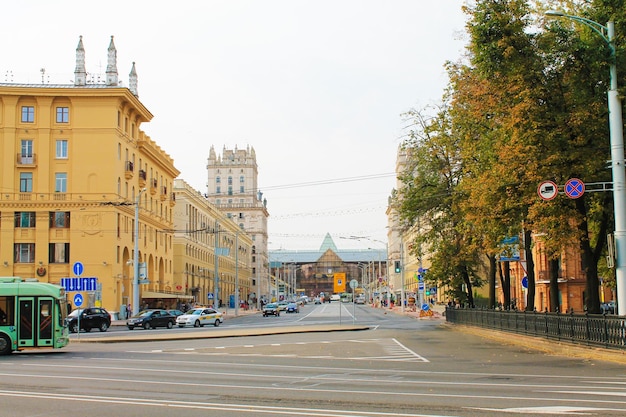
[39,299,53,341]
[0,296,15,326]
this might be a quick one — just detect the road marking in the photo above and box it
[474,406,617,414]
[146,338,429,363]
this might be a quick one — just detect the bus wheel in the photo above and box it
[0,334,11,355]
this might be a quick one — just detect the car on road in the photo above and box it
[355,296,366,304]
[314,297,322,304]
[286,302,299,313]
[176,307,223,327]
[167,309,185,317]
[66,308,111,333]
[127,309,176,330]
[330,294,341,302]
[262,303,280,317]
[277,300,289,311]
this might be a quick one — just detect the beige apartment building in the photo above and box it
[172,179,253,309]
[0,37,179,316]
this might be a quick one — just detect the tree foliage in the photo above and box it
[393,0,625,313]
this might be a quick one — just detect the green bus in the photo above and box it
[0,277,69,355]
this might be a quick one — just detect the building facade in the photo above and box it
[269,234,387,303]
[206,145,270,307]
[0,37,179,317]
[172,179,253,309]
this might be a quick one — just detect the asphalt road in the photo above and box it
[1,302,626,417]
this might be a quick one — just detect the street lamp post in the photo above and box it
[546,11,626,315]
[133,188,147,316]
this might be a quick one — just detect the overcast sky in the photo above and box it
[3,0,468,251]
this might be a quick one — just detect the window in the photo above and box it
[216,186,221,194]
[50,212,70,228]
[228,176,233,185]
[240,186,244,193]
[56,140,68,158]
[20,173,33,192]
[216,176,221,184]
[56,107,69,123]
[15,212,36,228]
[20,139,34,164]
[21,106,34,123]
[228,186,233,195]
[55,173,67,192]
[14,243,35,263]
[240,176,244,183]
[49,243,70,263]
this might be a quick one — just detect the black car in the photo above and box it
[262,303,280,317]
[66,307,111,333]
[127,309,175,330]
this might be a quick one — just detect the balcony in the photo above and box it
[124,161,134,179]
[17,153,37,166]
[160,186,167,201]
[149,178,158,194]
[138,169,147,187]
[169,192,176,206]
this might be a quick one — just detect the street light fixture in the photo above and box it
[133,187,147,316]
[546,11,626,315]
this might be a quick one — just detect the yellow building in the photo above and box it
[172,179,253,310]
[0,36,179,317]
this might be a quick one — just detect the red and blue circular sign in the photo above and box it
[564,178,585,199]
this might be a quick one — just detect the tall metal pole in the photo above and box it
[214,221,220,310]
[606,21,626,316]
[235,231,239,316]
[133,188,146,316]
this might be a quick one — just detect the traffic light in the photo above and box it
[394,261,401,273]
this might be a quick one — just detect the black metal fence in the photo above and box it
[445,307,626,351]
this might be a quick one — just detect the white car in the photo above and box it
[176,308,223,327]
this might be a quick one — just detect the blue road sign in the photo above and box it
[522,276,528,289]
[73,262,84,276]
[73,293,83,307]
[61,277,98,292]
[421,303,430,311]
[565,178,585,199]
[418,282,425,291]
[207,292,214,299]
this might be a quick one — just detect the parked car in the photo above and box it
[286,302,299,313]
[176,307,223,327]
[330,294,341,302]
[127,309,175,330]
[262,303,280,317]
[66,307,111,333]
[167,309,185,317]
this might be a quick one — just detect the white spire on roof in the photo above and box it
[74,35,86,86]
[106,35,118,86]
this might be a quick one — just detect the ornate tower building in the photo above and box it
[206,145,270,306]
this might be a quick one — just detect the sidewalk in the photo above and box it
[378,302,446,320]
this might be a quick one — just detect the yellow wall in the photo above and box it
[0,85,179,314]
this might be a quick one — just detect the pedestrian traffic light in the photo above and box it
[394,261,401,273]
